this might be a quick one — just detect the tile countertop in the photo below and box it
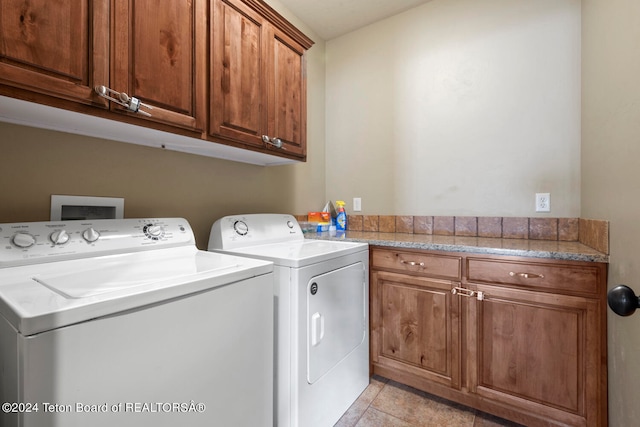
[307,231,609,263]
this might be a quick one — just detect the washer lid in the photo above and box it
[217,239,368,267]
[0,247,273,336]
[32,250,243,299]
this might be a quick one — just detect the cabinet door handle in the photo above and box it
[509,271,545,279]
[95,85,153,117]
[262,135,283,148]
[400,260,425,267]
[452,286,484,301]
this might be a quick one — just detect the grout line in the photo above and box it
[356,378,387,426]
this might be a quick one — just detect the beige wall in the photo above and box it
[325,0,582,217]
[582,0,640,424]
[0,122,279,248]
[0,2,326,249]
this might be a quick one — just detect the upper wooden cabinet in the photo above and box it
[0,0,108,107]
[0,0,313,164]
[210,0,312,159]
[210,0,265,149]
[266,24,307,157]
[111,0,206,132]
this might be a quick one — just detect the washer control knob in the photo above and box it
[143,224,165,240]
[147,225,163,237]
[287,220,294,229]
[50,230,70,245]
[12,232,36,248]
[83,228,100,243]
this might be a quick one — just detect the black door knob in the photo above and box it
[607,285,640,317]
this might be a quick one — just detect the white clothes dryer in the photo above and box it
[209,213,369,427]
[0,218,274,427]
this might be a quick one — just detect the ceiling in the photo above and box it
[276,0,434,40]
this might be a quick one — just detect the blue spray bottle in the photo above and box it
[336,200,347,231]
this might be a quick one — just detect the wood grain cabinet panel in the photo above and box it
[467,257,600,296]
[111,0,206,131]
[370,247,608,427]
[467,284,601,426]
[210,0,312,159]
[372,249,461,280]
[371,271,460,389]
[266,25,306,156]
[0,0,108,106]
[210,0,265,148]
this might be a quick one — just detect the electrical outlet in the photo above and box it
[535,193,550,212]
[353,197,362,212]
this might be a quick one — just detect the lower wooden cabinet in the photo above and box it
[370,247,608,427]
[371,271,461,390]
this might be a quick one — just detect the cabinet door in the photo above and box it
[265,24,306,157]
[467,284,603,426]
[0,0,108,107]
[111,0,206,131]
[210,0,266,148]
[371,271,460,389]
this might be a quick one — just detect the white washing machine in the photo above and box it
[0,218,274,427]
[208,213,369,427]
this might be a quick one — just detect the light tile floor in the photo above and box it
[335,376,524,427]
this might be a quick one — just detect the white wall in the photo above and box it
[582,0,640,425]
[325,0,581,216]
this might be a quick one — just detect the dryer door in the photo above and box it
[306,261,366,384]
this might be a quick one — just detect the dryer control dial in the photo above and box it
[234,220,249,236]
[50,230,70,245]
[12,232,36,248]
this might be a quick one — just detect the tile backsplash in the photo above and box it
[297,214,610,254]
[579,218,610,254]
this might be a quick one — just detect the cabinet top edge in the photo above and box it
[242,0,315,49]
